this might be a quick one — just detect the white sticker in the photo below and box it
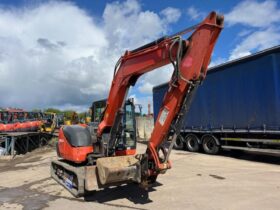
[159,108,169,126]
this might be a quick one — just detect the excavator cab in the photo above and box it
[115,99,137,155]
[90,98,137,155]
[90,99,106,124]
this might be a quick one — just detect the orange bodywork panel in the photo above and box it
[115,149,136,156]
[58,127,94,163]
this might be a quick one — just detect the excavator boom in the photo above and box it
[97,11,223,174]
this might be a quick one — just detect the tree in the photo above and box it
[44,108,62,114]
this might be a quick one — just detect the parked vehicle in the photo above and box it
[40,112,57,133]
[0,111,14,132]
[153,46,280,155]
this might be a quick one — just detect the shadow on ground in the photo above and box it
[218,149,280,165]
[84,182,162,206]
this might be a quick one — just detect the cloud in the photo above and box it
[237,29,252,37]
[229,27,280,60]
[102,0,179,50]
[160,7,181,24]
[128,94,153,114]
[137,65,173,94]
[186,6,205,21]
[0,1,108,111]
[138,83,154,94]
[209,57,226,68]
[226,0,280,60]
[0,0,181,111]
[226,0,280,28]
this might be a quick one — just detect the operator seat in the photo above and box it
[63,125,92,147]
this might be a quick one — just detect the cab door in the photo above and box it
[115,100,137,155]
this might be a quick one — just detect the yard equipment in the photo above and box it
[64,112,79,125]
[40,112,57,134]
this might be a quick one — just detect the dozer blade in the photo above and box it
[51,160,97,197]
[96,155,141,185]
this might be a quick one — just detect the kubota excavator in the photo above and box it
[51,12,224,197]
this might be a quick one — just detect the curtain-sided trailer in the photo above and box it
[153,46,280,155]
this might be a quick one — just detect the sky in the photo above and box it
[0,0,279,113]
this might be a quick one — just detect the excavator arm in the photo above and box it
[98,12,223,173]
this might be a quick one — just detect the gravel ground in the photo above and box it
[0,143,279,210]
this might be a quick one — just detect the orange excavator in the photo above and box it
[51,12,224,197]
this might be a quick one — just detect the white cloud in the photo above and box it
[53,103,89,113]
[128,94,153,114]
[160,7,181,23]
[0,1,109,110]
[137,65,173,94]
[0,0,181,111]
[138,83,154,94]
[237,29,252,37]
[102,0,176,50]
[209,57,226,68]
[226,0,280,60]
[229,27,280,60]
[226,0,280,28]
[186,6,205,21]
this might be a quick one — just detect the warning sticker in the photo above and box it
[159,108,169,126]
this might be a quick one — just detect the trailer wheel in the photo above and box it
[185,134,200,152]
[173,135,184,150]
[202,135,220,155]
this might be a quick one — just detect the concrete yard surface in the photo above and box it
[0,143,279,210]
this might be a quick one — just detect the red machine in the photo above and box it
[0,111,15,132]
[27,112,43,131]
[13,111,30,132]
[52,12,224,197]
[0,110,43,133]
[0,112,9,132]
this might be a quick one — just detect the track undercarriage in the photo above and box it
[51,155,144,197]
